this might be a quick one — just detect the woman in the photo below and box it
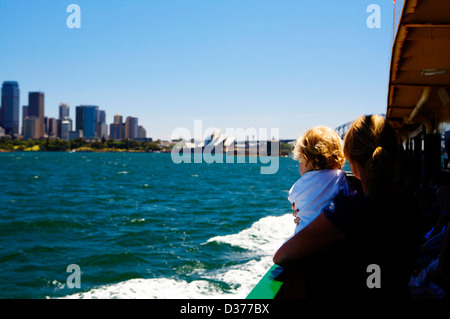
[273,115,422,298]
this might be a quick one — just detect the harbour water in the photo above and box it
[0,152,302,299]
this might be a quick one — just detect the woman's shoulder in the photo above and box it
[321,188,365,235]
[328,188,363,212]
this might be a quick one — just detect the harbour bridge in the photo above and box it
[335,121,353,140]
[334,114,385,140]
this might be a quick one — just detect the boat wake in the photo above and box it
[57,214,293,299]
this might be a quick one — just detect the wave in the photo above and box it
[205,214,293,253]
[57,213,294,299]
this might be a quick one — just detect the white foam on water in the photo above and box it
[59,277,225,299]
[58,213,294,299]
[205,214,294,253]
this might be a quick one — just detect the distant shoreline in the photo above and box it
[0,148,167,153]
[0,138,292,156]
[0,149,290,157]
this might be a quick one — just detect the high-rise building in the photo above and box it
[23,116,40,140]
[61,120,72,140]
[1,81,20,137]
[69,130,83,141]
[114,114,123,125]
[137,125,146,139]
[83,106,97,139]
[57,103,71,139]
[22,105,28,135]
[125,116,138,140]
[59,103,69,120]
[109,124,122,140]
[110,113,124,140]
[96,109,108,139]
[28,92,45,139]
[98,110,106,124]
[75,106,84,132]
[44,116,49,136]
[76,105,98,140]
[47,118,60,138]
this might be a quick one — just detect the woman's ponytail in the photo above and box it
[344,115,398,200]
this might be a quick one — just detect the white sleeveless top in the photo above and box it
[288,169,348,234]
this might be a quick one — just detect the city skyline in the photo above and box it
[0,80,148,141]
[0,1,397,141]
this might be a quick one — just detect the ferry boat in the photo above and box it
[247,0,450,299]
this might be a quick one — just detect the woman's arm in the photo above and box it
[273,212,344,267]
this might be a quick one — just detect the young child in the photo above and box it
[288,125,349,235]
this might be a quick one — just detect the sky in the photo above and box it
[0,0,398,141]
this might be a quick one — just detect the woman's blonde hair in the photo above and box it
[293,125,345,170]
[344,114,398,199]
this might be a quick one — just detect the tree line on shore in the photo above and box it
[0,137,165,152]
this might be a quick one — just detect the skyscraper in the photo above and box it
[125,116,138,140]
[28,92,45,139]
[1,81,20,137]
[75,106,84,132]
[22,116,40,140]
[61,119,72,140]
[76,105,98,140]
[22,105,28,135]
[96,109,108,139]
[110,114,124,140]
[59,103,69,120]
[114,114,123,125]
[57,103,71,139]
[48,118,60,138]
[98,110,106,124]
[137,125,146,139]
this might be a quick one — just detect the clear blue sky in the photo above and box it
[0,0,396,141]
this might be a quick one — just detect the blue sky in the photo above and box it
[1,0,397,140]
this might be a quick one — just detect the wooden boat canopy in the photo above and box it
[387,0,450,136]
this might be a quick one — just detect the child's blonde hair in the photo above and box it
[293,125,345,170]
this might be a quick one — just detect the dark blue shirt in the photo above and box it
[323,187,422,298]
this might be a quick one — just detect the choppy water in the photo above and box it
[0,152,301,299]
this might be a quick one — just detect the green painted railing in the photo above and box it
[246,264,284,299]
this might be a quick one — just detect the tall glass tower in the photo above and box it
[76,105,98,140]
[1,81,20,137]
